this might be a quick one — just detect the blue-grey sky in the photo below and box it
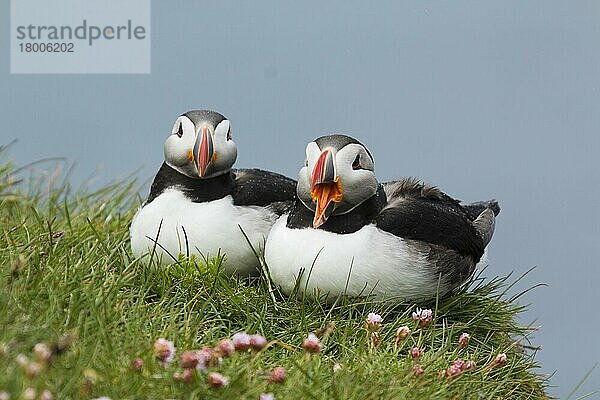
[2,1,599,397]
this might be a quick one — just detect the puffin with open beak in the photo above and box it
[130,110,296,275]
[264,134,500,302]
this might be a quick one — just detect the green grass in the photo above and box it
[0,158,548,399]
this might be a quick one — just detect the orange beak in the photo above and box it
[310,150,344,228]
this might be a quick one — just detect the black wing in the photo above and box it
[376,178,486,261]
[231,169,297,214]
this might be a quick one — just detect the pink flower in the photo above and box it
[303,333,322,353]
[249,334,268,351]
[215,339,235,357]
[207,372,229,388]
[16,353,29,367]
[23,388,36,400]
[259,394,275,400]
[196,347,222,372]
[412,308,433,327]
[33,343,52,362]
[394,326,411,346]
[268,366,287,383]
[412,364,424,376]
[458,333,470,348]
[232,332,251,351]
[446,359,469,377]
[410,347,421,359]
[173,368,195,383]
[493,353,507,366]
[446,364,462,376]
[366,313,383,331]
[0,391,9,400]
[180,351,200,369]
[25,362,43,378]
[40,390,53,400]
[154,338,175,366]
[129,357,143,371]
[464,360,477,371]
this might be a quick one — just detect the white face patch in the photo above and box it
[297,140,378,217]
[162,115,237,179]
[164,115,198,176]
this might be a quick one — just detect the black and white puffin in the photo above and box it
[264,134,500,301]
[130,110,296,275]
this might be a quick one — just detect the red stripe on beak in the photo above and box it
[311,150,330,187]
[197,126,211,177]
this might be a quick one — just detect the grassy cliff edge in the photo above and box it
[0,160,547,399]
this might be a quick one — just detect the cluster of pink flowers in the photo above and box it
[5,388,54,400]
[230,332,268,352]
[411,308,433,327]
[440,358,477,379]
[152,333,284,390]
[145,326,507,392]
[431,334,478,379]
[177,347,222,372]
[7,340,60,399]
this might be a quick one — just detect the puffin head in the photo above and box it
[297,134,378,228]
[164,110,237,179]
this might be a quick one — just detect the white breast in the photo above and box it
[130,189,277,274]
[264,215,451,302]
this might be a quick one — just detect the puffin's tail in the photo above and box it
[465,200,500,247]
[463,200,500,219]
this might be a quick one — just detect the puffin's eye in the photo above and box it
[304,159,308,167]
[352,154,362,170]
[227,127,232,141]
[175,122,183,138]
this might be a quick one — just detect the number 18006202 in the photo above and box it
[19,42,74,52]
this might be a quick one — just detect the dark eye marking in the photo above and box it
[227,126,232,141]
[352,154,362,170]
[176,122,183,138]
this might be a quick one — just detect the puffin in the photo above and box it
[130,110,296,275]
[264,134,500,302]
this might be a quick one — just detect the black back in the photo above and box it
[146,163,296,214]
[286,177,487,262]
[231,168,297,207]
[376,179,486,261]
